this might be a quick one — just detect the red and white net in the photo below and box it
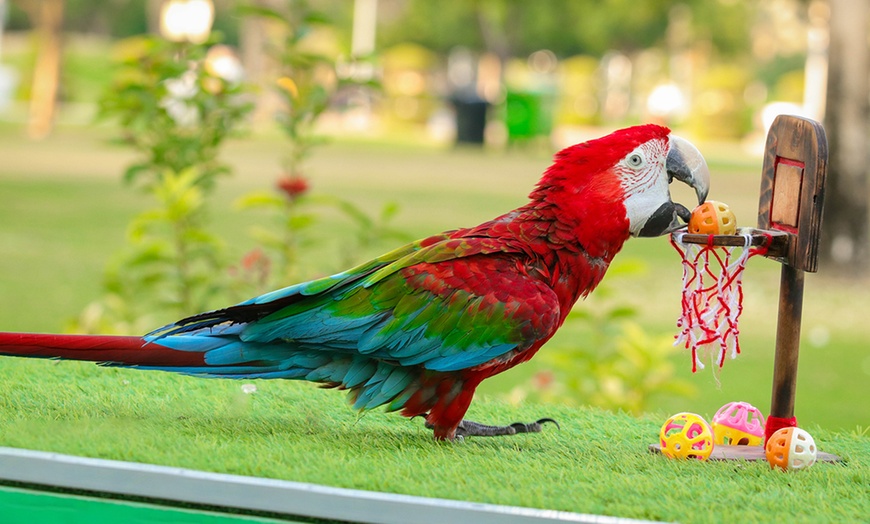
[671,232,771,372]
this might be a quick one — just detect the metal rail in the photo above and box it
[0,446,662,524]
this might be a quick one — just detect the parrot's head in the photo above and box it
[540,124,710,239]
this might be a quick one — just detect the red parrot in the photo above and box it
[0,124,709,440]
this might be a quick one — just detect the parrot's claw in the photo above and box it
[509,417,560,434]
[426,418,559,438]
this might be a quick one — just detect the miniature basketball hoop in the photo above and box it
[651,115,840,462]
[671,228,786,373]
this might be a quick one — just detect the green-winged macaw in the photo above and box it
[0,124,709,440]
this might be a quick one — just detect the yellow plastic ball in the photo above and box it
[713,424,764,447]
[660,412,714,461]
[688,200,737,235]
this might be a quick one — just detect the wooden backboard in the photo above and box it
[757,115,828,272]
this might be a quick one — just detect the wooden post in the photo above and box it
[769,264,805,421]
[756,115,828,444]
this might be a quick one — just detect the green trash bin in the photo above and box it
[505,90,554,141]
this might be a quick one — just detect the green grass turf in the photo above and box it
[0,358,867,523]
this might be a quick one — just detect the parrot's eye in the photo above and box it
[626,153,645,169]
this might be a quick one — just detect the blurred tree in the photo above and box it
[64,0,149,36]
[822,0,869,273]
[378,0,752,58]
[689,0,752,57]
[10,0,151,36]
[239,0,284,123]
[378,1,483,54]
[18,0,64,139]
[238,0,351,122]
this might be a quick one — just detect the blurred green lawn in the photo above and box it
[0,124,867,434]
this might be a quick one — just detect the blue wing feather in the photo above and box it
[143,235,561,412]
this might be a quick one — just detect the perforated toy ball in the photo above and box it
[712,401,765,446]
[659,412,714,461]
[687,200,737,235]
[765,427,818,471]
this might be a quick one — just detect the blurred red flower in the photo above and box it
[276,175,309,200]
[532,370,555,389]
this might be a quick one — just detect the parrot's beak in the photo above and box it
[666,135,710,221]
[635,135,710,237]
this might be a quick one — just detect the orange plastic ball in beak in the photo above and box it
[688,200,737,235]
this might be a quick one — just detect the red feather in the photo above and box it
[0,332,205,367]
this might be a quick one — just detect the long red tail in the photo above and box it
[0,332,206,367]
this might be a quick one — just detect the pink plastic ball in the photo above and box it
[712,401,765,446]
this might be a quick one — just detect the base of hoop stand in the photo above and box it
[648,443,841,462]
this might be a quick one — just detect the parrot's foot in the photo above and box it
[425,418,559,439]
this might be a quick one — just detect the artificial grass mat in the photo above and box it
[0,357,867,523]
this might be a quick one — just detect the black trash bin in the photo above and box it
[451,95,488,145]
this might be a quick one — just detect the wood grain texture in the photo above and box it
[770,265,805,421]
[757,115,828,272]
[770,162,803,228]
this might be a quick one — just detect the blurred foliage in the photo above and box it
[4,0,805,141]
[233,1,403,290]
[754,54,806,95]
[61,39,118,104]
[379,0,753,57]
[687,63,754,139]
[508,261,695,414]
[74,35,253,332]
[70,4,407,333]
[76,167,226,333]
[770,69,805,103]
[63,0,149,37]
[98,35,251,187]
[380,43,441,125]
[238,0,351,183]
[233,190,409,295]
[8,0,755,59]
[555,55,600,126]
[6,0,245,42]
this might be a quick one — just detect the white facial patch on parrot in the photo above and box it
[615,139,673,236]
